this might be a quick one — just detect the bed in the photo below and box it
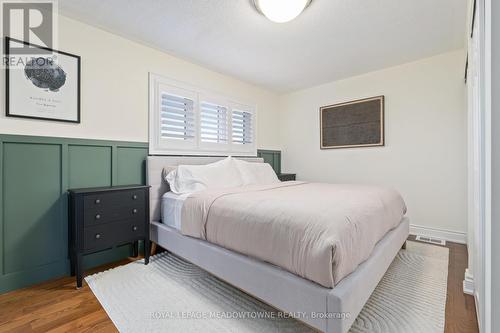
[147,156,409,333]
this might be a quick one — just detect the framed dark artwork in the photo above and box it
[5,37,81,123]
[320,96,384,149]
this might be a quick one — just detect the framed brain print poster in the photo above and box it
[5,37,81,123]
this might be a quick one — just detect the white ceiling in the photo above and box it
[59,0,467,93]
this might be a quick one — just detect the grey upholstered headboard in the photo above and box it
[146,156,264,223]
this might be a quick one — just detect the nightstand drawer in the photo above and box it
[121,220,146,242]
[83,220,145,252]
[83,190,145,226]
[84,189,145,210]
[83,206,145,226]
[83,224,116,251]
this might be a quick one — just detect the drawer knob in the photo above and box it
[95,233,101,239]
[133,208,138,214]
[95,214,101,220]
[95,199,101,204]
[132,226,138,231]
[132,194,138,200]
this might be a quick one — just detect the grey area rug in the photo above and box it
[85,241,448,333]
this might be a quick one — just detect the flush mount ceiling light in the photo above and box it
[253,0,313,23]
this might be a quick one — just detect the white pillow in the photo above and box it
[234,159,280,185]
[165,157,244,194]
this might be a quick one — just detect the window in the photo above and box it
[160,93,195,141]
[149,74,256,156]
[200,101,228,144]
[232,109,253,145]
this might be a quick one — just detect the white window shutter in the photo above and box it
[160,93,195,141]
[232,109,253,145]
[200,101,228,143]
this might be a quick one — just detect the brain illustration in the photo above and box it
[24,57,67,92]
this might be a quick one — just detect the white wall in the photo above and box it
[0,16,282,149]
[279,50,467,234]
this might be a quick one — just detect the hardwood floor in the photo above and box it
[444,243,479,332]
[0,259,132,333]
[408,236,479,333]
[0,240,479,333]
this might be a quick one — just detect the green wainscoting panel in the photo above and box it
[69,145,112,188]
[116,147,148,186]
[257,149,281,174]
[0,134,148,293]
[3,143,62,275]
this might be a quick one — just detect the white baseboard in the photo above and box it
[409,224,467,244]
[474,291,481,333]
[463,268,475,295]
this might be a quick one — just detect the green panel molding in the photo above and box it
[69,145,112,188]
[0,134,148,293]
[116,147,148,185]
[257,149,281,174]
[3,143,62,275]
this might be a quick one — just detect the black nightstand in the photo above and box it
[68,185,150,288]
[278,173,296,181]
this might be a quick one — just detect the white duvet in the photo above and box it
[181,181,407,288]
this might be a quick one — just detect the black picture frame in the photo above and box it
[5,36,81,123]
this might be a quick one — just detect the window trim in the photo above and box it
[149,73,257,156]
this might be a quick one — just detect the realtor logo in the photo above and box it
[1,0,57,54]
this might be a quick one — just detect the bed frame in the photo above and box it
[147,156,410,333]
